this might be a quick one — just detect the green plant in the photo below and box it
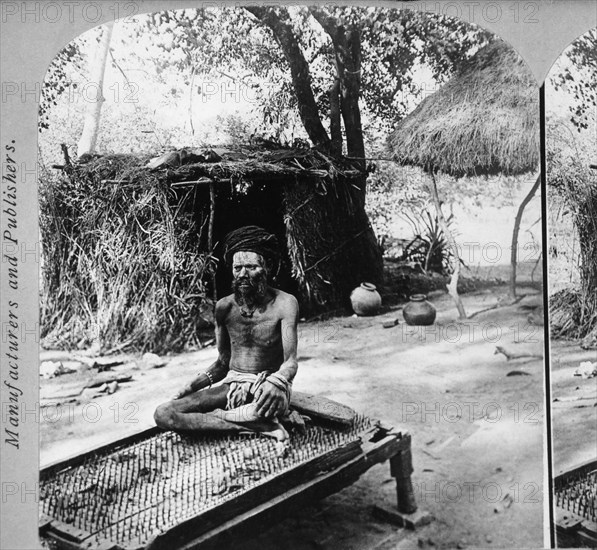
[401,210,461,275]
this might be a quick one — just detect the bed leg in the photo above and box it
[372,435,432,528]
[390,448,417,514]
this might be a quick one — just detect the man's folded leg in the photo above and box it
[154,384,243,432]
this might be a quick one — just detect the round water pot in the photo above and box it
[350,282,382,316]
[403,294,436,325]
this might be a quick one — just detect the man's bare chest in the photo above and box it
[227,315,282,349]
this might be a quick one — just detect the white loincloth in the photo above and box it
[217,370,292,452]
[221,370,291,412]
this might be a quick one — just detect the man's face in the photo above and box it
[232,251,268,296]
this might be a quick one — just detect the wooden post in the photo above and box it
[429,171,467,319]
[390,445,417,514]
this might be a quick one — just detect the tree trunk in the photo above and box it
[329,78,342,156]
[245,7,331,150]
[188,67,197,135]
[338,28,364,162]
[252,7,368,200]
[509,174,540,298]
[77,22,114,157]
[310,9,366,201]
[247,7,383,295]
[429,172,467,319]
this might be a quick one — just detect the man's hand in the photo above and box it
[172,382,195,400]
[255,381,287,418]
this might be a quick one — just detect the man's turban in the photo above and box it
[223,226,280,270]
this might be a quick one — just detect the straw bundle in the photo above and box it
[40,155,214,353]
[548,159,597,346]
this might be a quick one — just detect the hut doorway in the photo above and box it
[209,181,299,300]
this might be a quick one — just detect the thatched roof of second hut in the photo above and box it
[389,40,539,177]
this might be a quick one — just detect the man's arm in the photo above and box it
[173,298,231,399]
[255,294,299,417]
[276,294,299,383]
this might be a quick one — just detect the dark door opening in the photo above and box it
[212,182,299,300]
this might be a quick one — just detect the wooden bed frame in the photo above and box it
[40,395,426,550]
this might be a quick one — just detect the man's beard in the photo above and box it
[233,273,268,313]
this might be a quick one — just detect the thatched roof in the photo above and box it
[389,40,539,177]
[69,146,365,189]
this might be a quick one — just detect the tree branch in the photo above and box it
[509,174,540,298]
[308,7,341,43]
[245,6,331,150]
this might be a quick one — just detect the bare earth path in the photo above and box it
[40,286,547,549]
[549,340,597,476]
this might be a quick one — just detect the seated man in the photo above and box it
[154,226,299,445]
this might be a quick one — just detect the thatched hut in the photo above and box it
[389,39,539,177]
[389,39,540,310]
[40,147,382,353]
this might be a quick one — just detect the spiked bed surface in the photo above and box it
[40,416,382,549]
[554,460,597,548]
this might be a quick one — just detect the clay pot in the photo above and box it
[350,283,382,316]
[403,294,436,326]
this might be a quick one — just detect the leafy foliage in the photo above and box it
[358,8,492,126]
[126,7,490,147]
[39,41,86,131]
[213,114,252,146]
[551,28,597,131]
[365,163,427,237]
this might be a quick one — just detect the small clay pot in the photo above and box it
[350,282,382,316]
[403,294,436,326]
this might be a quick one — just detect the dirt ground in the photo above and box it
[549,339,597,477]
[39,281,552,549]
